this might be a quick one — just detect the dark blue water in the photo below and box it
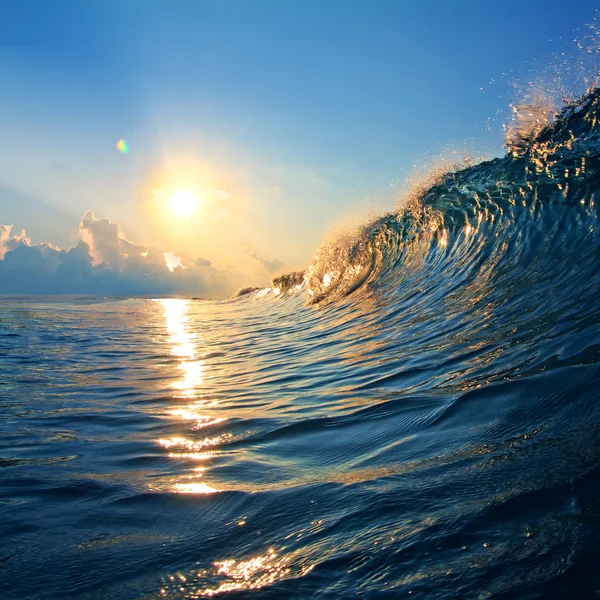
[1,89,600,599]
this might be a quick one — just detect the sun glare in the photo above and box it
[170,189,199,218]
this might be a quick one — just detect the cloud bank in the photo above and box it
[0,211,239,298]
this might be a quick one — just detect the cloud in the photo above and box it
[0,212,241,298]
[194,257,212,267]
[170,250,212,269]
[249,250,284,275]
[0,224,30,259]
[79,210,125,268]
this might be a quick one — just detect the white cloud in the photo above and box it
[0,212,242,298]
[0,224,30,259]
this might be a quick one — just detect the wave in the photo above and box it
[3,85,600,600]
[258,85,600,306]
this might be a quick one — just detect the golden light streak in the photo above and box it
[160,299,204,396]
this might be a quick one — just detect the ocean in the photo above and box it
[1,88,600,599]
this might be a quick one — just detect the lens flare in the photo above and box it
[116,139,130,154]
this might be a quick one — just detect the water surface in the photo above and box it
[2,89,600,599]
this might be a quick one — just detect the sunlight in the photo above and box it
[174,481,219,494]
[160,299,204,394]
[169,189,200,218]
[164,251,182,271]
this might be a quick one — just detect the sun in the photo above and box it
[169,189,199,218]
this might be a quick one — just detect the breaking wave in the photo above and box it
[262,85,600,308]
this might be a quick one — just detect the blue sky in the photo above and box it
[0,0,598,287]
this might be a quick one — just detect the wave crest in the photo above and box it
[262,84,600,304]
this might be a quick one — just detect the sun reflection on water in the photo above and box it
[204,548,291,595]
[174,482,219,494]
[158,434,232,451]
[169,410,225,430]
[158,299,224,494]
[161,299,204,397]
[160,547,314,597]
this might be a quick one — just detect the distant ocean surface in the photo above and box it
[2,89,600,599]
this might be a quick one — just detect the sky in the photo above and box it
[0,0,599,297]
